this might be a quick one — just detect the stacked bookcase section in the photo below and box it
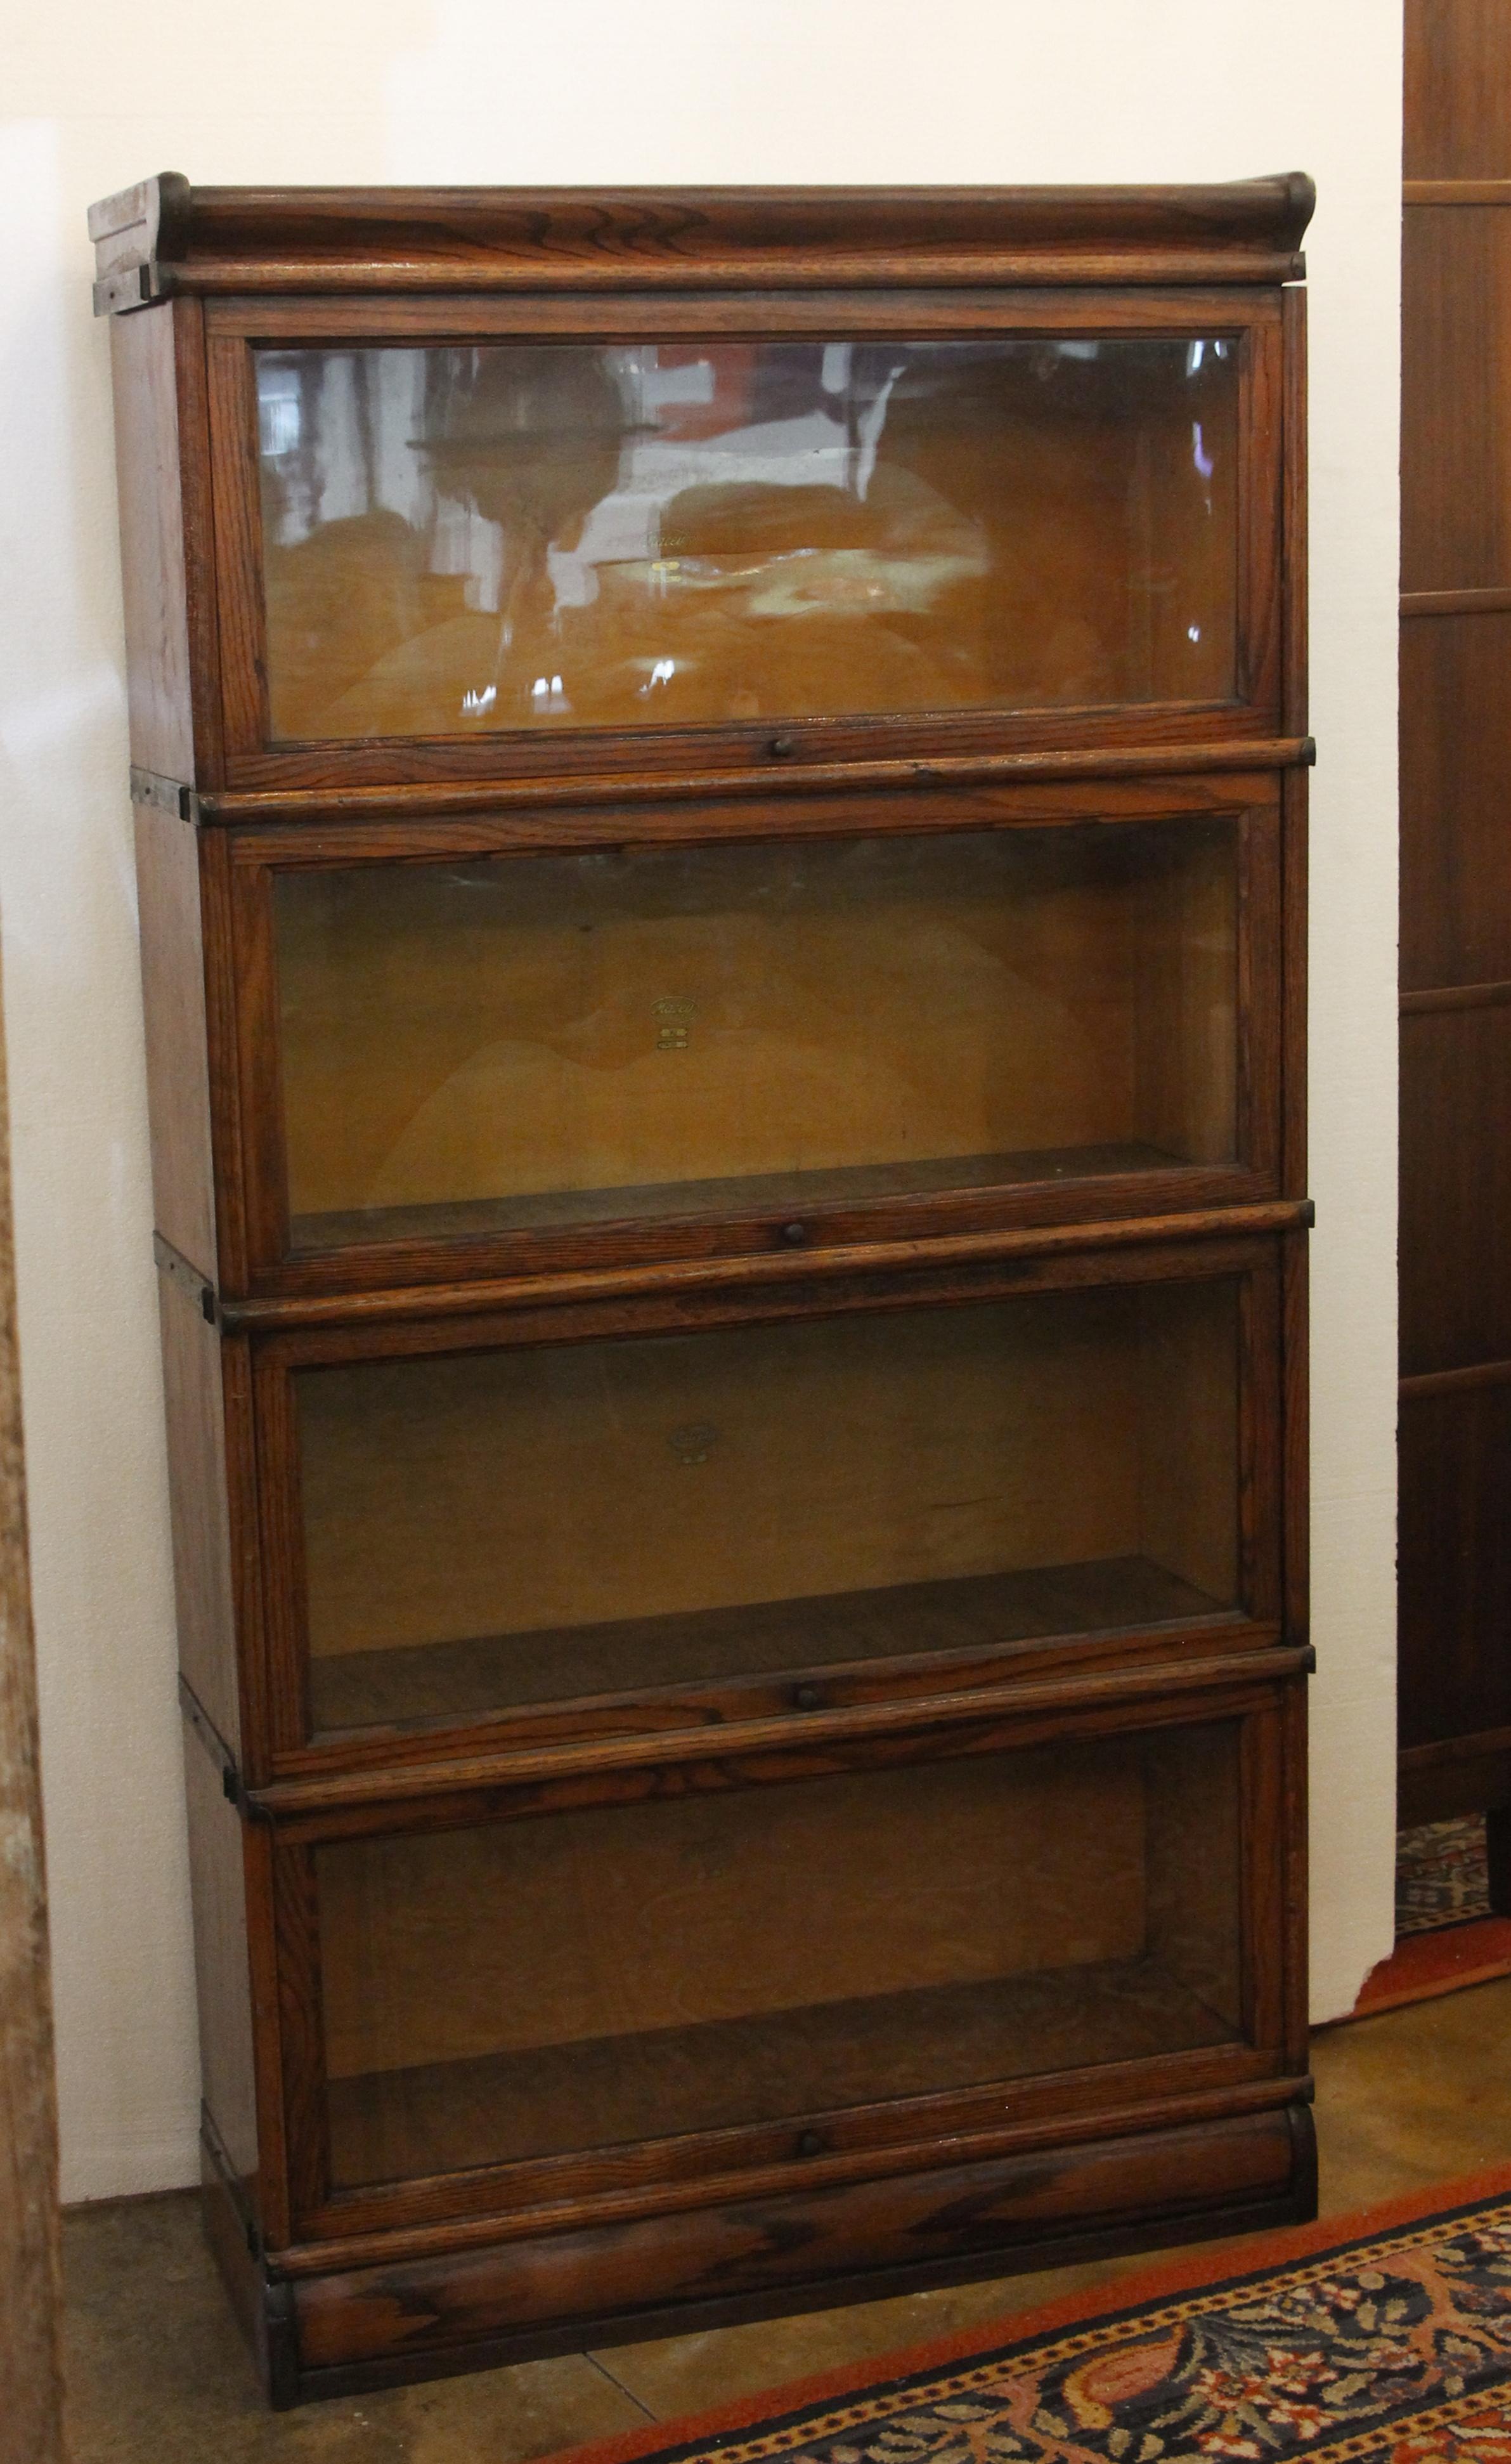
[94,173,1316,2405]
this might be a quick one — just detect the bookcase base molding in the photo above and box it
[202,2102,1317,2409]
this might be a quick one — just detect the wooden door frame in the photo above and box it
[0,942,67,2463]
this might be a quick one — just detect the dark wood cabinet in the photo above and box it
[1399,2,1511,1835]
[94,173,1315,2406]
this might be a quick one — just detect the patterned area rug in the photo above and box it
[1350,1820,1511,2018]
[561,2170,1511,2464]
[1397,1820,1492,1936]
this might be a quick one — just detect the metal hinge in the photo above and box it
[130,767,200,825]
[180,1676,240,1797]
[178,1678,272,1823]
[153,1232,217,1326]
[93,262,172,317]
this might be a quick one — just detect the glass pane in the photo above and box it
[298,1279,1241,1738]
[317,1719,1243,2188]
[275,819,1239,1254]
[256,337,1238,742]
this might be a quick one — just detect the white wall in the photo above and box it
[1,0,1402,2202]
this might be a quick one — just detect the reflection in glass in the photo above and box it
[275,819,1240,1251]
[297,1279,1241,1737]
[256,338,1239,741]
[317,1720,1244,2186]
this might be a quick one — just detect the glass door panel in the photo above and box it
[255,337,1239,743]
[316,1718,1243,2188]
[296,1277,1241,1738]
[275,818,1240,1256]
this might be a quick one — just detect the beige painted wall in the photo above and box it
[0,0,1401,2201]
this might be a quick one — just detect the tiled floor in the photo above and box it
[62,1977,1511,2463]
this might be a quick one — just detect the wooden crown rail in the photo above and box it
[89,174,1316,311]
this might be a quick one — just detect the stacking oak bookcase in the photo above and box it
[92,174,1316,2406]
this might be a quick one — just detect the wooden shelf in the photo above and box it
[327,1956,1241,2187]
[290,1145,1196,1258]
[310,1555,1228,1735]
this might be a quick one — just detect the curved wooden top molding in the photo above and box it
[88,173,1314,311]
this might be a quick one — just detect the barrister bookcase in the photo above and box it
[92,173,1316,2406]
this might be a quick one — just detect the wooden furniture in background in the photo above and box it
[93,174,1316,2405]
[1400,2,1511,1850]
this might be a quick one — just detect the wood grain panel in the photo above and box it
[1399,1380,1511,1756]
[181,1719,259,2187]
[1399,3,1511,1821]
[293,2107,1302,2378]
[107,302,193,781]
[157,1264,240,1751]
[89,177,1314,304]
[1400,1003,1511,1374]
[134,805,217,1276]
[1401,611,1511,990]
[1406,1,1511,179]
[1402,207,1511,592]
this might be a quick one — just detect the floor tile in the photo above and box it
[62,2190,645,2464]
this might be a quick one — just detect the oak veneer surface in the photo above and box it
[275,820,1237,1241]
